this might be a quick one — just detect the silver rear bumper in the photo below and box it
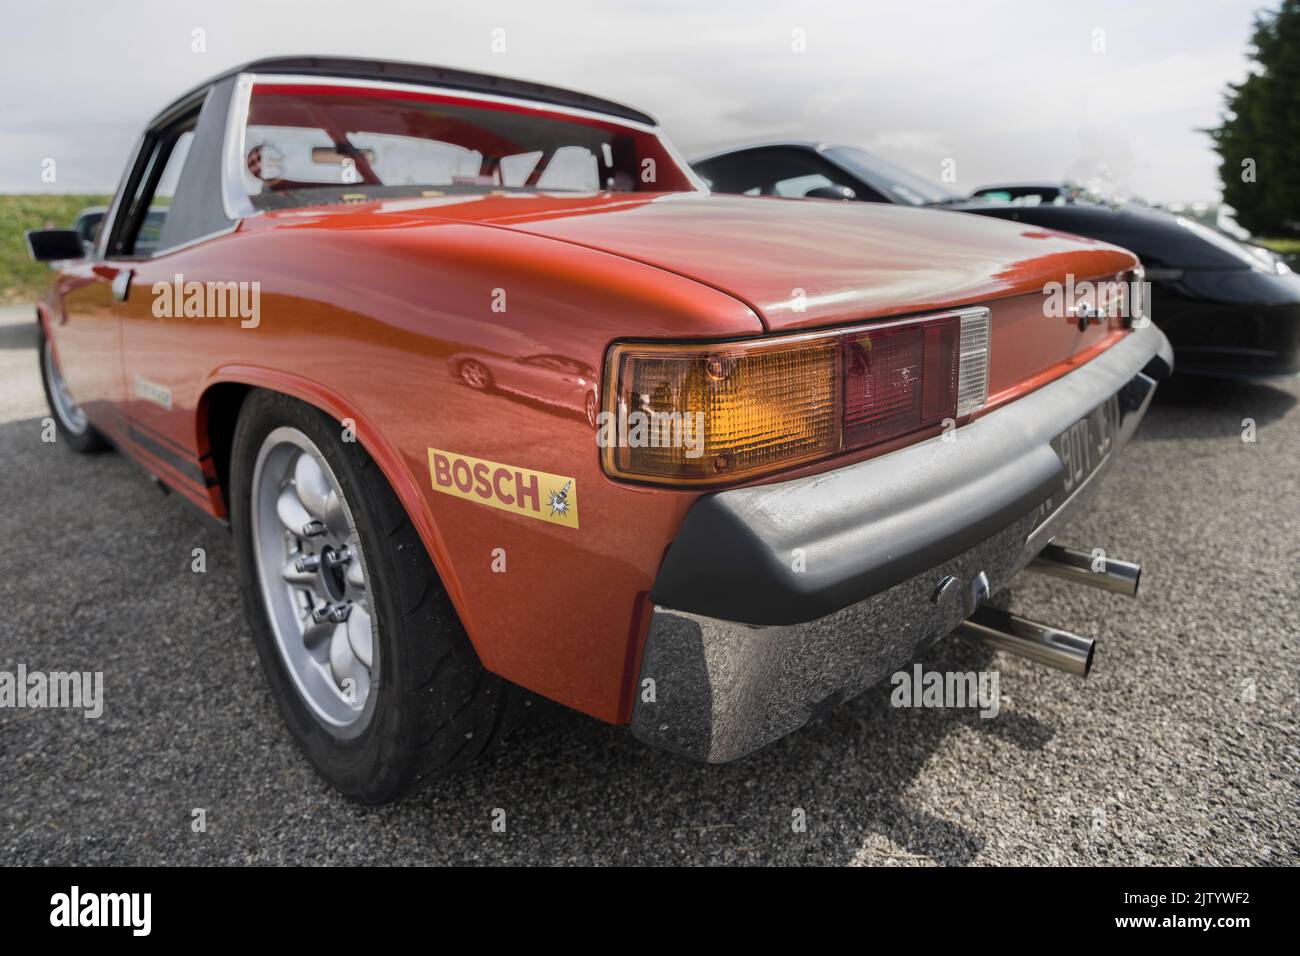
[632,324,1169,762]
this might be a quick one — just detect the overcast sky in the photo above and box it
[1,0,1267,202]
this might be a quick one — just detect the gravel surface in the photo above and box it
[1,310,1296,866]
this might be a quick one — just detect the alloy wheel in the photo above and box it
[250,426,377,736]
[43,338,88,433]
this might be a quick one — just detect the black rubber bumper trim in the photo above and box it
[649,323,1171,626]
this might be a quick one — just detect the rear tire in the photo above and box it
[38,324,107,453]
[230,390,523,802]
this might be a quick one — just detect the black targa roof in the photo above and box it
[147,55,658,129]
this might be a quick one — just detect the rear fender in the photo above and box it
[198,367,489,669]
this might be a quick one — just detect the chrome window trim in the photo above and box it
[658,132,710,193]
[221,72,258,221]
[102,222,240,264]
[94,130,145,261]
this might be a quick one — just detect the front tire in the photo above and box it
[230,390,522,802]
[38,325,107,453]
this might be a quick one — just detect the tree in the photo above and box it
[1209,1,1300,236]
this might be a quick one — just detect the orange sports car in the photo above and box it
[26,57,1171,802]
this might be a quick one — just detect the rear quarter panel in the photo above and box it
[119,214,762,723]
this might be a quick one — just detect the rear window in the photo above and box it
[240,81,694,209]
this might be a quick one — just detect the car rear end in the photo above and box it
[209,65,1173,762]
[591,222,1171,761]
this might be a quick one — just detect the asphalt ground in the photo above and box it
[1,305,1296,865]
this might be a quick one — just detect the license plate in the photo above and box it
[1031,395,1120,530]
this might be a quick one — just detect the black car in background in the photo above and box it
[693,143,1300,380]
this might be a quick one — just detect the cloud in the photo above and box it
[0,0,1260,202]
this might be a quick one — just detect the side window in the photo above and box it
[113,121,196,258]
[135,130,194,256]
[692,156,771,194]
[697,148,854,197]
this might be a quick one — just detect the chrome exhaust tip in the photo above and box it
[1028,543,1141,598]
[954,607,1095,677]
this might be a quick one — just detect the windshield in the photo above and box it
[241,81,695,210]
[823,145,956,206]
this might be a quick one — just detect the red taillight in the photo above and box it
[842,316,959,450]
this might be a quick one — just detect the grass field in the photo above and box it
[1259,238,1300,256]
[0,194,109,304]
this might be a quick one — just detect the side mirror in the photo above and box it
[26,229,88,263]
[805,184,857,201]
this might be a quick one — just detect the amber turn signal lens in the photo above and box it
[601,307,990,486]
[601,337,840,483]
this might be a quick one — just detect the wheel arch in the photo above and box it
[196,368,480,665]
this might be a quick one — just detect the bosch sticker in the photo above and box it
[428,448,579,529]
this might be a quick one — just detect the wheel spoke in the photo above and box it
[276,485,314,536]
[347,604,373,669]
[302,617,334,650]
[324,490,351,539]
[293,452,332,521]
[329,623,368,695]
[346,558,365,590]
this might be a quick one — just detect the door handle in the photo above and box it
[92,263,136,301]
[111,268,134,302]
